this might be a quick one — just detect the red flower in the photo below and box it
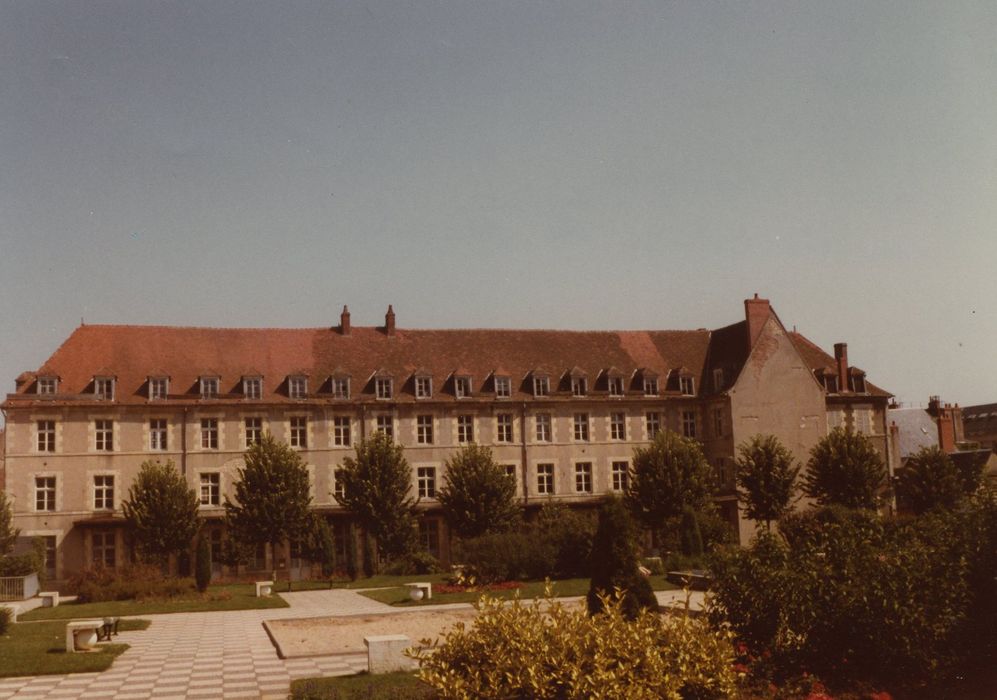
[732,663,748,674]
[868,693,893,700]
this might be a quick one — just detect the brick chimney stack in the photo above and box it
[938,408,956,453]
[385,305,396,336]
[340,305,351,335]
[834,343,849,393]
[744,294,771,348]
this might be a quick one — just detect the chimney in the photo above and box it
[927,395,941,417]
[938,410,956,453]
[744,294,771,348]
[385,305,396,336]
[834,343,849,393]
[339,305,351,335]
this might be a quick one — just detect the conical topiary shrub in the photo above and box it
[587,496,658,619]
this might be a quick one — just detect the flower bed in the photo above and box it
[435,581,523,594]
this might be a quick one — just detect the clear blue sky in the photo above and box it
[2,1,995,420]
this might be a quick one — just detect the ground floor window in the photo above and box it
[43,536,56,579]
[254,542,267,571]
[92,530,116,568]
[419,519,440,559]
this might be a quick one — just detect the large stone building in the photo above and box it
[1,297,894,582]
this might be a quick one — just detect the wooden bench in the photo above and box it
[65,620,104,652]
[39,591,60,607]
[404,582,432,601]
[255,580,274,597]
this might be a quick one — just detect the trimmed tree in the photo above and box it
[626,430,715,543]
[437,443,520,539]
[224,433,313,586]
[121,459,200,568]
[802,427,886,510]
[195,534,211,592]
[895,446,969,515]
[335,431,419,566]
[587,496,657,619]
[735,434,801,530]
[0,490,19,556]
[307,515,337,581]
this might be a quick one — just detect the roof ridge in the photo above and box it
[64,323,714,334]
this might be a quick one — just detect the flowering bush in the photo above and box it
[69,564,196,602]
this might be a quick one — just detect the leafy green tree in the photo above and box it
[802,427,886,510]
[587,496,657,619]
[626,431,715,537]
[335,431,419,564]
[0,490,19,556]
[307,515,337,580]
[437,444,520,539]
[121,460,200,567]
[679,506,704,557]
[895,446,968,515]
[735,434,800,529]
[224,433,313,585]
[195,534,211,592]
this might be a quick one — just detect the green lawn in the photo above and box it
[360,576,678,606]
[291,672,434,700]
[0,619,149,678]
[20,584,289,621]
[267,573,453,593]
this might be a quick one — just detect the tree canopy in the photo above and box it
[735,434,800,529]
[626,430,715,531]
[587,495,657,619]
[437,443,520,539]
[0,490,19,556]
[121,459,200,565]
[801,427,886,510]
[334,431,419,561]
[895,445,976,515]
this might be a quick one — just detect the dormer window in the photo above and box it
[454,376,472,399]
[679,375,695,396]
[94,377,115,401]
[494,376,511,399]
[243,376,262,400]
[851,374,867,393]
[608,376,624,397]
[820,372,838,393]
[643,377,658,397]
[571,377,587,397]
[331,375,350,399]
[200,376,219,399]
[713,368,725,392]
[415,375,433,399]
[288,376,308,399]
[375,376,393,400]
[37,376,58,395]
[533,375,550,397]
[149,377,169,400]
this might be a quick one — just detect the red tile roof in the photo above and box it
[789,332,890,397]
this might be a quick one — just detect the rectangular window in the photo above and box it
[503,464,517,485]
[852,375,867,393]
[680,376,695,396]
[200,377,219,399]
[201,418,218,449]
[333,469,346,500]
[376,415,394,439]
[573,413,590,442]
[713,368,725,392]
[714,457,728,487]
[42,536,56,579]
[417,466,437,498]
[537,463,554,495]
[200,473,220,506]
[533,376,549,397]
[332,377,350,399]
[37,420,56,452]
[682,410,697,438]
[824,375,839,393]
[643,378,658,396]
[37,377,57,395]
[245,417,262,447]
[95,377,114,401]
[290,416,308,448]
[610,412,626,440]
[333,416,351,446]
[92,531,116,568]
[457,415,474,444]
[375,377,393,400]
[415,376,432,399]
[95,420,114,451]
[571,377,587,397]
[608,377,624,397]
[535,413,552,442]
[94,475,114,510]
[417,415,434,445]
[243,376,262,399]
[454,376,471,399]
[149,377,168,400]
[420,519,440,558]
[496,413,513,443]
[495,376,511,398]
[612,461,629,491]
[713,408,725,438]
[645,412,661,439]
[288,377,307,399]
[35,476,56,511]
[575,462,592,493]
[150,419,168,451]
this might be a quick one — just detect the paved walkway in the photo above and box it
[0,587,706,699]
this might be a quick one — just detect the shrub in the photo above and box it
[382,551,443,576]
[195,536,211,593]
[801,427,886,510]
[587,496,657,619]
[679,506,704,557]
[412,588,737,700]
[0,606,10,635]
[68,564,196,602]
[535,502,596,578]
[0,552,40,577]
[457,531,551,583]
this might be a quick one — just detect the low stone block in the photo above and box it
[404,582,432,600]
[39,591,60,607]
[65,620,104,652]
[255,580,274,597]
[364,634,415,674]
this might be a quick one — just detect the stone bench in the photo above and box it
[364,634,415,674]
[66,620,104,652]
[39,591,60,607]
[665,569,713,591]
[404,582,432,601]
[255,580,274,597]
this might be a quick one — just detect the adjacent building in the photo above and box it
[1,297,894,582]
